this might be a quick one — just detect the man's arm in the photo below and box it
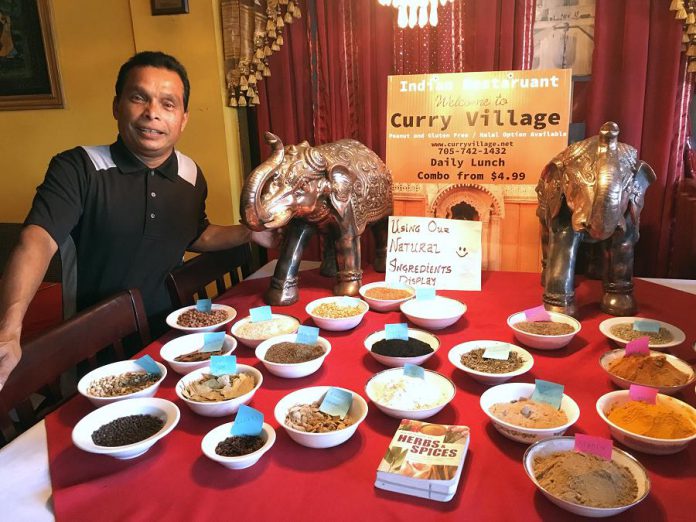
[189,223,278,252]
[0,225,58,389]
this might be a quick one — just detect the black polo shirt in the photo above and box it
[26,136,209,319]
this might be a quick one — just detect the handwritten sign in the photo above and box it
[629,384,657,404]
[195,299,212,313]
[404,364,425,379]
[574,434,612,461]
[135,355,161,376]
[385,323,409,341]
[385,216,482,290]
[531,379,564,409]
[231,405,264,437]
[319,388,353,419]
[524,305,551,322]
[625,337,650,356]
[250,306,272,322]
[210,355,237,376]
[296,325,320,345]
[633,320,660,333]
[201,332,226,352]
[482,343,511,360]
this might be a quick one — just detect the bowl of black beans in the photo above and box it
[72,397,180,459]
[363,327,439,368]
[201,422,276,469]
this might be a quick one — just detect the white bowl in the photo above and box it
[274,386,368,448]
[255,334,331,378]
[596,390,696,454]
[363,328,439,367]
[72,397,180,459]
[448,340,534,385]
[165,304,237,333]
[599,349,695,395]
[160,333,237,375]
[305,296,369,331]
[523,436,650,517]
[399,296,466,330]
[201,422,276,469]
[230,314,301,348]
[479,382,580,444]
[507,311,580,350]
[358,281,415,312]
[77,360,167,407]
[175,364,263,417]
[598,317,686,350]
[365,368,456,420]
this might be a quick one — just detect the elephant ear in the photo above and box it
[628,160,656,228]
[537,162,563,223]
[328,164,356,219]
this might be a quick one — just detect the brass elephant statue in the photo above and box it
[536,122,656,317]
[241,132,393,305]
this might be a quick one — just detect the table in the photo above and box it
[2,268,695,521]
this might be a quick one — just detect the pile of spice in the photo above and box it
[514,321,575,335]
[215,435,265,457]
[606,353,690,387]
[236,316,299,340]
[285,401,353,433]
[490,397,568,428]
[91,414,164,446]
[177,308,229,328]
[87,371,159,397]
[181,372,255,402]
[460,348,524,373]
[174,348,223,363]
[533,451,638,508]
[371,337,434,358]
[312,301,366,318]
[609,322,673,344]
[364,287,413,300]
[265,341,325,364]
[371,374,448,410]
[606,400,696,439]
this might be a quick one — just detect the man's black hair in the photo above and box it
[115,51,190,111]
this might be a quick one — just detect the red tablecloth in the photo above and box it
[45,270,696,521]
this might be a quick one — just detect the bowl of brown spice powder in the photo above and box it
[359,281,415,312]
[599,349,695,395]
[255,333,331,378]
[448,340,534,385]
[598,317,685,350]
[507,311,580,350]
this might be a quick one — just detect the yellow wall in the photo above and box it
[0,0,243,225]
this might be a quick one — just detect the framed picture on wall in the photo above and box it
[151,0,190,16]
[0,0,63,111]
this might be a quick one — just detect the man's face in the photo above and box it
[113,65,189,168]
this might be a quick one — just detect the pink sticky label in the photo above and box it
[574,434,613,461]
[629,384,657,404]
[625,336,650,355]
[524,305,551,322]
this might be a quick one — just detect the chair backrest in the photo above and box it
[0,289,150,444]
[166,244,253,308]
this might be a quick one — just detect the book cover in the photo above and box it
[375,419,470,501]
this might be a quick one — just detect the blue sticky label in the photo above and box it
[404,364,425,379]
[201,332,226,352]
[633,320,661,333]
[135,354,161,376]
[250,306,272,322]
[531,379,564,409]
[482,343,511,360]
[196,299,212,313]
[319,387,353,419]
[415,287,436,300]
[230,405,264,436]
[296,325,320,345]
[385,323,409,341]
[210,355,237,376]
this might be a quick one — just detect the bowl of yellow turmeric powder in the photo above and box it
[596,391,696,455]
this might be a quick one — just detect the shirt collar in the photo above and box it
[110,135,179,181]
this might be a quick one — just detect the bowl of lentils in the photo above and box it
[165,304,237,333]
[306,296,369,331]
[363,327,439,367]
[230,313,300,348]
[72,397,180,459]
[507,310,580,350]
[201,421,276,470]
[359,281,415,312]
[78,359,167,407]
[448,340,534,385]
[255,333,331,378]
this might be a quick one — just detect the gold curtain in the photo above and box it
[221,0,301,107]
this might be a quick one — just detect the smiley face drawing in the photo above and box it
[456,246,469,258]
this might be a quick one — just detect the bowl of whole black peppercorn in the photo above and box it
[364,327,439,368]
[201,421,276,469]
[72,397,180,459]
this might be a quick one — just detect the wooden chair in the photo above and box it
[166,244,253,308]
[0,289,150,445]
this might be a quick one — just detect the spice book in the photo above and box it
[375,419,470,502]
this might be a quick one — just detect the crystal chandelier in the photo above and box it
[378,0,454,28]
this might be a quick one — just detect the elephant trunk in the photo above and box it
[587,163,623,240]
[240,132,285,231]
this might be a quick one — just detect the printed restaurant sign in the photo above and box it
[385,69,571,185]
[385,216,482,291]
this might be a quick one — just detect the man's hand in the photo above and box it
[0,331,21,391]
[250,229,282,249]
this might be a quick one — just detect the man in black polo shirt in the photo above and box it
[0,51,275,389]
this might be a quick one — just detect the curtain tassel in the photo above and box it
[688,59,696,72]
[229,95,238,107]
[276,34,284,46]
[251,93,260,105]
[677,7,688,20]
[264,45,272,56]
[238,95,248,107]
[688,23,696,34]
[272,42,281,51]
[276,16,285,28]
[285,12,293,23]
[256,70,263,80]
[670,0,682,11]
[263,67,271,77]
